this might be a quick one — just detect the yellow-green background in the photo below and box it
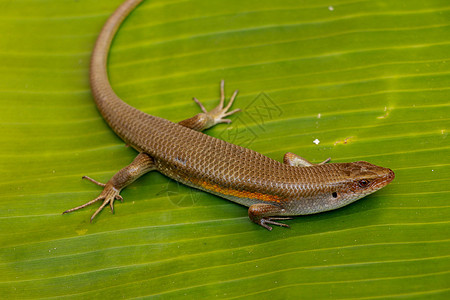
[1,0,449,298]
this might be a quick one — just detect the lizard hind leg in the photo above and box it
[63,180,123,222]
[179,80,241,131]
[63,152,155,222]
[65,86,240,224]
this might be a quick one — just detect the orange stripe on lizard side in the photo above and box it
[192,179,283,203]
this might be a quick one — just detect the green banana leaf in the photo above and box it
[1,0,449,298]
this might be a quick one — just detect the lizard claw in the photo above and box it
[63,177,122,222]
[193,80,241,128]
[115,194,124,202]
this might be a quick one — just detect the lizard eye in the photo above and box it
[358,179,370,188]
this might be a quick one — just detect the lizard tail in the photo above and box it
[89,0,144,124]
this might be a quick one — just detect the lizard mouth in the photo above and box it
[372,168,395,190]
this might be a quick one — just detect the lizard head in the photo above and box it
[287,161,395,215]
[337,161,395,202]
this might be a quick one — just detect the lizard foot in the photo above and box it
[259,217,292,231]
[193,80,241,127]
[62,176,123,222]
[248,203,292,230]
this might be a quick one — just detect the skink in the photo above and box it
[64,0,395,230]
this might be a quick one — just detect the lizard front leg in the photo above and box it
[283,152,330,167]
[248,203,292,231]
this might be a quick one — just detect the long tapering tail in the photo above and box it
[89,0,144,122]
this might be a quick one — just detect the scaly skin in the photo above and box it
[64,0,395,230]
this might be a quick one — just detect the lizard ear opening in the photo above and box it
[332,192,338,198]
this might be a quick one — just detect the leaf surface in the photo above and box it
[1,0,449,298]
